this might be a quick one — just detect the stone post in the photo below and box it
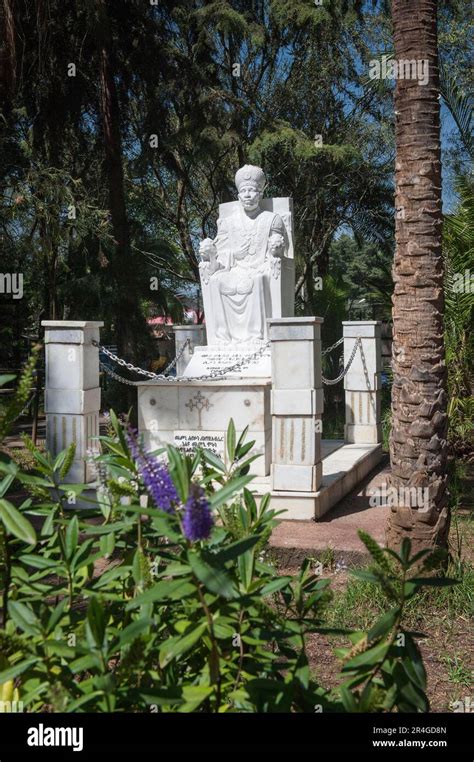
[343,321,382,444]
[268,317,324,492]
[42,320,103,483]
[173,324,206,376]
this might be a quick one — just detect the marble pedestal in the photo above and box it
[42,320,102,483]
[137,379,272,477]
[343,321,382,444]
[182,342,271,379]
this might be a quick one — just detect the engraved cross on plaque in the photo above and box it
[185,391,213,430]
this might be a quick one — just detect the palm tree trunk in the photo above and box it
[387,0,449,553]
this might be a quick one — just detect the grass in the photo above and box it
[442,655,472,688]
[326,557,473,632]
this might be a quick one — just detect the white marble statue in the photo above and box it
[198,165,294,344]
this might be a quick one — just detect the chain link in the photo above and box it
[182,342,270,381]
[321,336,344,356]
[96,335,358,387]
[9,390,38,421]
[96,339,270,384]
[94,338,190,380]
[322,337,360,385]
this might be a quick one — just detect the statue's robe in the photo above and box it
[208,206,287,342]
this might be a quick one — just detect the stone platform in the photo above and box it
[269,456,390,566]
[137,378,272,477]
[251,439,384,520]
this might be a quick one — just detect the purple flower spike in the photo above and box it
[126,426,178,514]
[183,484,213,542]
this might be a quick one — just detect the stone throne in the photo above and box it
[199,196,295,347]
[184,166,296,379]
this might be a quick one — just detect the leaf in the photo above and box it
[0,658,38,685]
[0,474,15,498]
[65,691,104,712]
[0,498,36,545]
[8,601,40,636]
[188,551,236,599]
[339,684,359,712]
[368,607,400,642]
[179,685,214,712]
[139,687,184,706]
[126,577,196,609]
[260,577,293,596]
[99,532,115,558]
[65,515,78,561]
[226,418,236,462]
[342,641,390,671]
[403,634,427,691]
[238,544,255,591]
[19,553,58,570]
[409,577,459,587]
[0,374,16,387]
[109,409,127,452]
[43,640,74,658]
[119,618,152,647]
[400,537,412,566]
[86,598,106,648]
[202,449,226,473]
[212,535,261,564]
[209,475,254,509]
[349,569,380,584]
[150,515,182,543]
[47,599,68,635]
[166,445,188,502]
[159,621,207,668]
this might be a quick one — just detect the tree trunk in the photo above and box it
[387,0,449,553]
[0,0,16,102]
[97,0,139,360]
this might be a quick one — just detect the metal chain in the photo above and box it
[321,336,344,356]
[322,337,360,386]
[97,334,357,387]
[93,338,190,379]
[97,339,270,385]
[9,390,38,421]
[182,342,270,381]
[99,362,144,386]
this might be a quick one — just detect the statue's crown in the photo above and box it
[235,164,266,192]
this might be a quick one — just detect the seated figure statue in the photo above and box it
[198,164,294,344]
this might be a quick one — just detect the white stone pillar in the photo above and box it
[268,317,324,492]
[343,321,382,444]
[42,320,103,483]
[173,325,206,376]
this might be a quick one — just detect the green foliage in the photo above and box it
[443,176,474,455]
[334,531,459,712]
[0,413,459,713]
[0,347,41,442]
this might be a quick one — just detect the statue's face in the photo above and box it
[238,183,261,212]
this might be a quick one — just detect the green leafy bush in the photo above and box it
[0,389,458,712]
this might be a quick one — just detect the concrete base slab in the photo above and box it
[269,457,390,566]
[251,440,385,520]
